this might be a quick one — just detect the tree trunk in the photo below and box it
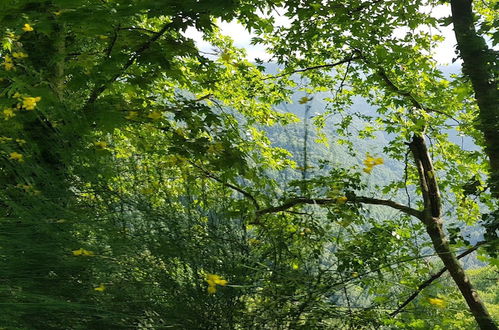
[450,0,499,197]
[409,135,497,330]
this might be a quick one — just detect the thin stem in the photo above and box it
[265,56,360,80]
[390,241,486,317]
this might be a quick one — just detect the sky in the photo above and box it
[186,4,458,65]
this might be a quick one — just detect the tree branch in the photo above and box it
[390,241,486,317]
[190,162,260,210]
[409,134,441,219]
[85,22,173,107]
[105,25,120,58]
[118,26,157,34]
[377,69,461,124]
[409,133,495,330]
[352,195,423,220]
[265,56,361,80]
[355,48,461,124]
[256,195,423,220]
[194,93,213,102]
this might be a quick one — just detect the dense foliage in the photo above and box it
[0,0,497,329]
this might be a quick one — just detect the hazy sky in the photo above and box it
[186,4,458,65]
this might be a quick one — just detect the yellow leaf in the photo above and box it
[362,153,383,174]
[94,283,106,292]
[216,279,228,286]
[12,52,28,59]
[3,108,15,119]
[205,273,228,293]
[363,167,373,174]
[428,297,445,308]
[336,196,348,204]
[2,59,14,71]
[22,24,34,32]
[9,152,23,162]
[22,96,41,110]
[72,248,94,256]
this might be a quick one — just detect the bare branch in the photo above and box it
[390,241,486,317]
[352,195,423,220]
[118,26,157,34]
[256,195,423,220]
[264,56,361,80]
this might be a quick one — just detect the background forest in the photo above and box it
[0,0,498,329]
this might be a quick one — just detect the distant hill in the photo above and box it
[262,63,472,180]
[262,63,486,251]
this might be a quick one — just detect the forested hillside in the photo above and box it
[269,81,487,248]
[0,0,497,329]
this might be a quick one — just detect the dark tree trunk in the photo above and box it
[450,0,499,196]
[409,135,497,330]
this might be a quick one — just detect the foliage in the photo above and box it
[0,0,498,329]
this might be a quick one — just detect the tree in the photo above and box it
[450,0,499,196]
[0,0,287,327]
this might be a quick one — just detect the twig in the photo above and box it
[377,68,461,124]
[189,162,260,210]
[118,27,157,34]
[86,22,173,107]
[264,56,360,80]
[390,241,486,317]
[105,25,120,58]
[194,93,213,102]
